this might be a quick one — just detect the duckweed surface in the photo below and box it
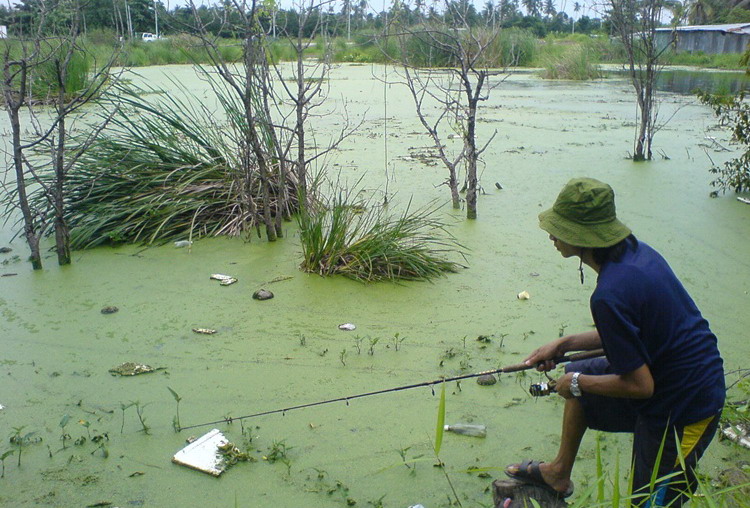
[1,64,749,507]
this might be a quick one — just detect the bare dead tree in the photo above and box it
[1,6,49,269]
[1,0,122,268]
[186,0,289,241]
[606,0,673,161]
[390,1,500,219]
[271,0,359,210]
[33,2,121,265]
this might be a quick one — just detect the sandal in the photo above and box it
[504,459,575,498]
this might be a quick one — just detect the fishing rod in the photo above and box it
[179,349,605,432]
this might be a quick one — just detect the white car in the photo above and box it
[141,32,158,42]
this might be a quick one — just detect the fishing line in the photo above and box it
[178,349,604,432]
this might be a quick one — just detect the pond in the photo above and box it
[606,67,750,95]
[1,64,749,507]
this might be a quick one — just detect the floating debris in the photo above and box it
[477,374,497,386]
[174,240,193,248]
[211,273,238,286]
[0,403,5,410]
[722,424,750,449]
[172,428,229,476]
[1,273,17,277]
[252,288,274,301]
[517,290,530,300]
[338,323,356,331]
[192,328,216,335]
[210,273,234,281]
[495,182,503,190]
[108,362,156,376]
[0,247,11,254]
[100,306,119,314]
[738,197,750,205]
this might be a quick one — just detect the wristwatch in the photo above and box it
[570,372,582,397]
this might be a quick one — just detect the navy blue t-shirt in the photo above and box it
[590,237,724,426]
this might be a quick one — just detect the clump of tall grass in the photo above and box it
[297,192,464,282]
[494,28,539,67]
[560,432,750,508]
[541,46,601,80]
[0,39,95,102]
[64,69,289,249]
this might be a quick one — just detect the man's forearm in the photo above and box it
[558,330,601,353]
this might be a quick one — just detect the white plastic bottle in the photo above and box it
[443,424,487,437]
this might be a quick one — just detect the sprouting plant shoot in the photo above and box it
[391,333,406,351]
[119,402,135,434]
[368,337,379,356]
[133,401,150,434]
[168,386,182,432]
[79,419,92,439]
[59,414,71,449]
[339,349,347,366]
[1,449,14,478]
[353,335,363,354]
[10,426,37,468]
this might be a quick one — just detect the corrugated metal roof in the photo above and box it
[655,23,750,35]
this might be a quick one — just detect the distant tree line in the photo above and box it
[0,0,607,39]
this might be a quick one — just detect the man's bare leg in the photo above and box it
[506,398,587,494]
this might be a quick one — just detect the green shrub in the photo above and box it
[541,45,601,80]
[697,90,750,195]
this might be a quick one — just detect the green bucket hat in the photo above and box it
[538,178,631,248]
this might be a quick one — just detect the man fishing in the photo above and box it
[505,178,725,507]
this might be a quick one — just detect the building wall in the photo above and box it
[655,30,750,54]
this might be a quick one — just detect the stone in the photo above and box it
[477,374,497,386]
[252,289,274,301]
[493,478,568,508]
[0,247,11,254]
[101,306,119,314]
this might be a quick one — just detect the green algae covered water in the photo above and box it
[1,64,749,507]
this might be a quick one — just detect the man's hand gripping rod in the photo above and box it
[179,349,605,432]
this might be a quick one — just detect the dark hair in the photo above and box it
[592,234,635,266]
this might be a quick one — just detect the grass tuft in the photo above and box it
[297,191,464,282]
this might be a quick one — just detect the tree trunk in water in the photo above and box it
[449,167,460,209]
[465,96,479,220]
[244,37,276,242]
[6,96,43,270]
[634,83,654,162]
[54,90,72,265]
[295,36,308,207]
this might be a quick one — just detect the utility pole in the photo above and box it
[125,1,133,39]
[154,0,159,38]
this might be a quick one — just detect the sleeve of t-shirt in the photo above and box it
[591,296,646,375]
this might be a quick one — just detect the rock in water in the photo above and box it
[477,374,497,386]
[253,289,274,301]
[0,247,11,254]
[101,306,119,314]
